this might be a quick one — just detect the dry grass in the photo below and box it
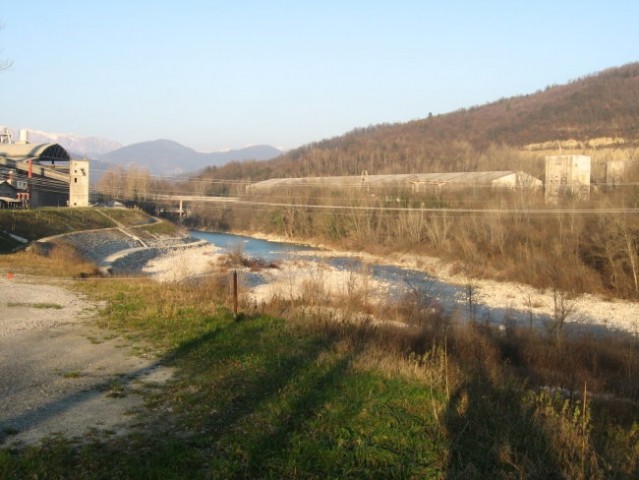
[246,273,639,477]
[0,244,100,278]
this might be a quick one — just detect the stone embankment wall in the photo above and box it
[37,227,206,275]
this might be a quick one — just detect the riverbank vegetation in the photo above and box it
[185,173,639,301]
[0,249,637,478]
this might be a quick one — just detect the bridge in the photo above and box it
[141,194,240,217]
[150,194,239,203]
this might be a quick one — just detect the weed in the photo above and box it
[7,302,63,310]
[100,379,127,398]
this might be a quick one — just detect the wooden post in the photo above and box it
[232,269,238,319]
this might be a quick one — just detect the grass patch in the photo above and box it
[7,302,63,310]
[0,270,637,478]
[0,245,100,278]
[101,380,128,399]
[0,207,159,253]
[0,277,448,478]
[0,208,113,244]
[135,218,183,236]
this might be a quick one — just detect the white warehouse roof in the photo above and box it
[248,171,542,191]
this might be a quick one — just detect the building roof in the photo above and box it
[0,143,71,162]
[0,179,18,191]
[249,171,541,190]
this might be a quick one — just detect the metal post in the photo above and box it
[28,159,32,208]
[232,270,238,319]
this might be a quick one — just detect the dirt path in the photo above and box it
[0,275,173,446]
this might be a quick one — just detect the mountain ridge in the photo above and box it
[1,127,284,177]
[97,140,283,176]
[198,62,639,181]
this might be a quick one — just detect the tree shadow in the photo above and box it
[445,330,562,479]
[0,315,356,477]
[0,356,171,446]
[241,350,354,476]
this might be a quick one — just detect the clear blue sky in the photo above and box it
[1,1,637,152]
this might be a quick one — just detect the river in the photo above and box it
[190,231,546,328]
[190,231,637,336]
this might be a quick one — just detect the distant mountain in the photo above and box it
[3,128,122,157]
[97,140,283,176]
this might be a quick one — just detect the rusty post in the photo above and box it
[232,269,238,319]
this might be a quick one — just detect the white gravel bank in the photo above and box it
[141,239,639,336]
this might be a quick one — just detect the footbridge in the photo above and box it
[145,194,240,217]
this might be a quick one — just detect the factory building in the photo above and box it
[248,171,542,194]
[606,160,626,187]
[544,155,591,204]
[0,128,89,207]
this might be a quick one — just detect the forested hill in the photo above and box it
[202,62,639,181]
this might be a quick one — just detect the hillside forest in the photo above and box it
[95,63,639,300]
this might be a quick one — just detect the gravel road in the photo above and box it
[0,275,173,446]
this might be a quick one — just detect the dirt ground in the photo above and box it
[0,274,173,446]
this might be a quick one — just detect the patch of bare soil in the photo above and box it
[0,275,173,446]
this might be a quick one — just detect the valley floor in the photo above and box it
[141,234,639,336]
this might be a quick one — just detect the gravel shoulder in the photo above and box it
[0,274,173,446]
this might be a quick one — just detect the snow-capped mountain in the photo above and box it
[2,127,283,178]
[4,127,122,157]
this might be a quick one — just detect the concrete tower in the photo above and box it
[69,159,90,207]
[545,155,591,203]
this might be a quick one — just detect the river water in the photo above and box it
[191,230,549,327]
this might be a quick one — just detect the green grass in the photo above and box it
[7,302,63,310]
[135,218,183,236]
[0,278,447,479]
[0,274,637,478]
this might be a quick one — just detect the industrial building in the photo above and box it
[0,179,27,208]
[0,128,89,207]
[247,171,542,194]
[606,159,626,186]
[544,155,591,203]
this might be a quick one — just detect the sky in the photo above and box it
[1,1,638,152]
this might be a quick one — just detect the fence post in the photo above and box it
[232,269,238,319]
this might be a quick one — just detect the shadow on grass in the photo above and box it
[444,327,562,479]
[2,309,448,478]
[445,368,561,479]
[1,313,354,477]
[242,349,354,476]
[168,317,340,416]
[0,358,168,446]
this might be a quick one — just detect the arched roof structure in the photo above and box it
[0,143,71,162]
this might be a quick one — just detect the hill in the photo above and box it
[98,140,282,176]
[200,62,639,181]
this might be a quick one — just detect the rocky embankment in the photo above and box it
[37,226,208,275]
